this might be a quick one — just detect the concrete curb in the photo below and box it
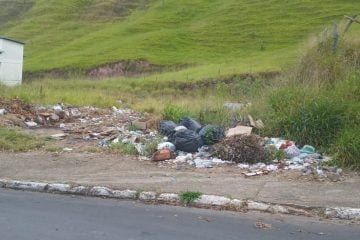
[1,179,359,221]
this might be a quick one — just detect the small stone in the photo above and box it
[157,193,180,202]
[327,172,341,182]
[112,189,137,199]
[139,191,157,201]
[89,187,113,197]
[70,108,81,117]
[0,109,6,115]
[25,121,38,128]
[50,113,60,122]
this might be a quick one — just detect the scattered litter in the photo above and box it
[194,158,214,168]
[174,126,187,131]
[0,109,6,115]
[25,121,38,128]
[157,142,176,151]
[62,148,73,152]
[152,149,174,161]
[159,120,177,136]
[170,129,203,153]
[50,133,68,140]
[254,220,272,230]
[214,134,265,163]
[226,125,253,137]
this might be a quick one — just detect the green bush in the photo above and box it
[267,88,347,149]
[332,126,360,170]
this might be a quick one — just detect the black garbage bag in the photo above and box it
[179,117,202,132]
[170,129,203,153]
[159,120,177,136]
[198,125,225,145]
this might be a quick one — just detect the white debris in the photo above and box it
[0,109,6,115]
[174,126,187,131]
[194,158,214,168]
[25,121,38,128]
[157,142,176,151]
[50,133,68,140]
[63,148,73,152]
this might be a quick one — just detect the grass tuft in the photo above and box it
[179,191,202,204]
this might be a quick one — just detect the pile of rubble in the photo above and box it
[0,98,144,142]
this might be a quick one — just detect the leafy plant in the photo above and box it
[179,191,202,204]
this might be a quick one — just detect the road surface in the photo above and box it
[0,189,359,240]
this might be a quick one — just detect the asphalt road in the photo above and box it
[0,189,359,240]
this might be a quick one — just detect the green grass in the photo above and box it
[179,191,202,204]
[108,142,138,155]
[0,128,44,152]
[1,0,359,74]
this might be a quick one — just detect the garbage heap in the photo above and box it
[140,116,340,181]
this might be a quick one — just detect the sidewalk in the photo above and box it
[0,152,359,209]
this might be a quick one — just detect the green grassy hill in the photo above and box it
[1,0,359,75]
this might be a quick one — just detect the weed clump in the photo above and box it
[180,191,202,204]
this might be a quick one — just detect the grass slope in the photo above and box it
[1,0,359,74]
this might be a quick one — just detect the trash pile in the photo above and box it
[0,98,143,142]
[144,116,340,181]
[0,98,341,181]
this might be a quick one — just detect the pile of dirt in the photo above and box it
[213,134,266,164]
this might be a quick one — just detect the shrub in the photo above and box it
[332,126,360,170]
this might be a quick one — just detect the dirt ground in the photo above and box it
[1,151,360,208]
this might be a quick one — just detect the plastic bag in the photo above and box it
[179,117,202,132]
[170,129,203,153]
[159,120,177,136]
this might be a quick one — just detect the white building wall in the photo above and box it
[0,38,24,86]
